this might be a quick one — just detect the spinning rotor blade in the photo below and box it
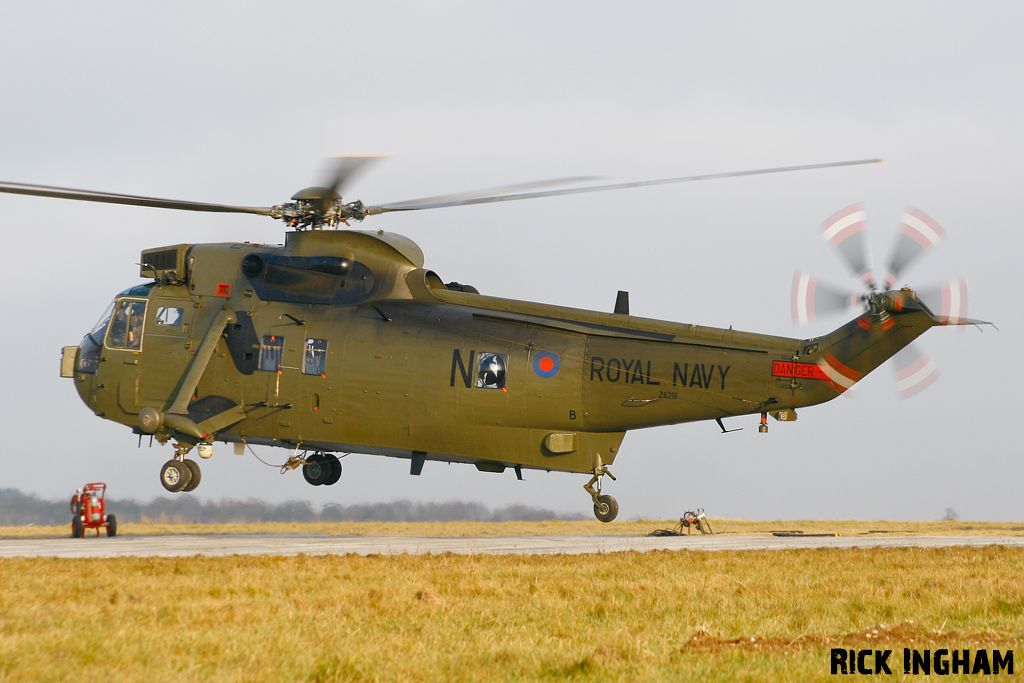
[323,154,386,198]
[917,279,969,325]
[819,203,875,289]
[0,181,274,216]
[884,207,946,288]
[892,344,940,399]
[0,157,881,231]
[375,176,602,209]
[366,159,882,215]
[791,273,860,325]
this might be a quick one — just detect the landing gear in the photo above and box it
[594,495,619,523]
[182,459,202,492]
[303,452,342,486]
[160,460,191,492]
[324,454,342,485]
[583,464,618,523]
[160,442,204,493]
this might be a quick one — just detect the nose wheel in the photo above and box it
[583,465,618,523]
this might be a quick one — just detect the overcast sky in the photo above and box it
[1,2,1020,521]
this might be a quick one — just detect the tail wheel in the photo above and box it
[181,459,202,492]
[71,516,84,539]
[106,514,118,537]
[160,460,192,493]
[593,494,619,523]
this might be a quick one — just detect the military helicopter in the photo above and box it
[0,156,987,522]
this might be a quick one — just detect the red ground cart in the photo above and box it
[69,483,117,538]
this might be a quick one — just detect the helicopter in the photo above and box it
[0,156,987,522]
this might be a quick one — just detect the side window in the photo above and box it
[476,352,508,389]
[107,299,147,350]
[303,338,328,376]
[259,335,284,372]
[155,307,183,327]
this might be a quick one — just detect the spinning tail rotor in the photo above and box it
[792,205,978,398]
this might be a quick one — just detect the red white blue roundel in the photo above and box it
[533,350,560,378]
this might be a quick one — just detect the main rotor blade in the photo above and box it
[323,154,386,198]
[366,159,882,215]
[0,181,274,216]
[884,207,946,288]
[376,176,602,209]
[819,203,875,289]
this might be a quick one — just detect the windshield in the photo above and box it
[75,284,154,374]
[76,301,115,374]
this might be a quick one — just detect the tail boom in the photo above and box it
[795,289,945,405]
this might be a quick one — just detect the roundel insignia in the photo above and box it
[533,351,560,378]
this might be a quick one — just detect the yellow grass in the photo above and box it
[3,518,1023,539]
[2,546,1022,681]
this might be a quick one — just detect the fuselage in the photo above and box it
[67,230,933,476]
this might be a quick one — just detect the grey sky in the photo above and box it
[1,2,1020,520]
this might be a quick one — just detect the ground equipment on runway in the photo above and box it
[69,483,117,538]
[650,508,714,536]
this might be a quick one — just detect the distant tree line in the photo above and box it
[0,488,586,526]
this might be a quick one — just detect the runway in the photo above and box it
[3,534,1024,559]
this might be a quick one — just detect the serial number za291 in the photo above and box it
[658,391,679,399]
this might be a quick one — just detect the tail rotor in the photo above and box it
[793,205,971,399]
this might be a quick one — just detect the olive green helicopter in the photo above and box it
[0,157,987,521]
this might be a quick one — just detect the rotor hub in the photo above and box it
[270,197,369,230]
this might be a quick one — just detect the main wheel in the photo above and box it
[182,459,202,492]
[593,494,619,523]
[160,460,192,493]
[106,514,118,537]
[72,516,84,538]
[302,453,329,486]
[323,454,342,486]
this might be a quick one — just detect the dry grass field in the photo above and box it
[3,517,1023,539]
[1,523,1022,681]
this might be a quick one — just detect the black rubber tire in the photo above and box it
[182,459,202,492]
[302,453,329,486]
[323,454,342,486]
[593,494,619,523]
[72,516,84,539]
[160,460,191,493]
[106,514,117,537]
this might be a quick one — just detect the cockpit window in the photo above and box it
[106,299,147,350]
[119,283,156,297]
[259,335,284,372]
[76,300,116,374]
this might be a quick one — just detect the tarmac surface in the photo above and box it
[3,534,1024,559]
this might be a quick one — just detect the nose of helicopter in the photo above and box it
[68,345,95,412]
